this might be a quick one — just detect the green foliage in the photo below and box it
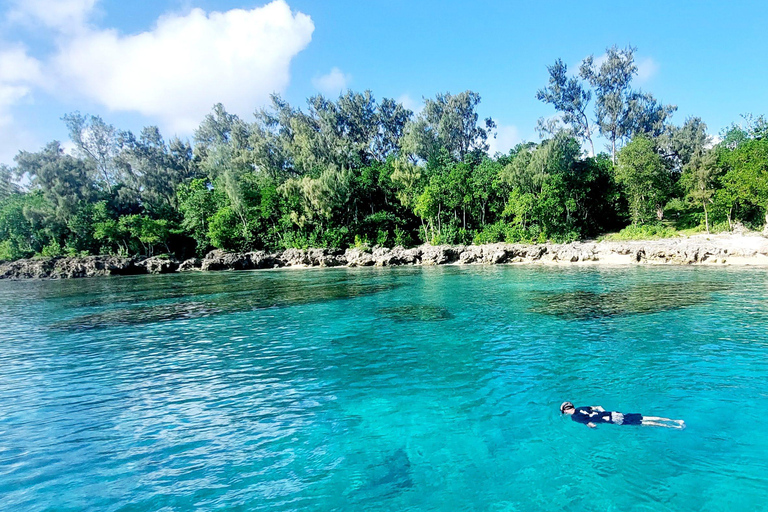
[718,137,768,227]
[680,149,719,231]
[537,59,595,154]
[602,223,678,241]
[1,71,767,263]
[405,91,495,160]
[0,240,17,261]
[576,45,676,161]
[208,206,252,251]
[616,136,671,224]
[40,239,65,258]
[0,165,18,200]
[15,141,96,221]
[0,191,56,259]
[178,179,217,254]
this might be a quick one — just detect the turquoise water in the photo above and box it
[1,266,767,511]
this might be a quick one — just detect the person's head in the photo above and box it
[560,401,575,415]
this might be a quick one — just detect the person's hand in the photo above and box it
[588,422,596,428]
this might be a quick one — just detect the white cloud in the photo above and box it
[52,0,314,133]
[0,46,44,85]
[705,135,722,150]
[636,57,659,84]
[8,0,98,33]
[312,67,350,96]
[397,93,422,114]
[488,123,521,155]
[0,115,38,165]
[0,46,44,164]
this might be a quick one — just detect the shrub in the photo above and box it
[602,223,679,241]
[40,240,64,258]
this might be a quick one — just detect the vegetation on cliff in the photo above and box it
[1,45,767,262]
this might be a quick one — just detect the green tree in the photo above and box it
[719,137,768,229]
[15,141,96,222]
[616,136,671,224]
[403,91,495,161]
[579,46,676,162]
[178,178,218,253]
[62,112,120,193]
[681,150,719,232]
[470,158,504,226]
[0,165,19,200]
[92,201,130,254]
[117,126,196,216]
[537,59,595,155]
[0,191,55,259]
[659,117,711,172]
[118,214,171,256]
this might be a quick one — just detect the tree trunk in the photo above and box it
[582,115,595,157]
[237,209,249,240]
[703,201,709,233]
[102,168,113,195]
[764,207,768,235]
[612,136,617,165]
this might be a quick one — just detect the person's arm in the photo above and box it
[587,422,597,428]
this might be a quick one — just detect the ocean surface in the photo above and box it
[1,266,767,511]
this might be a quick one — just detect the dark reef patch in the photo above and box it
[530,281,730,320]
[52,281,402,332]
[378,305,453,322]
[358,448,413,499]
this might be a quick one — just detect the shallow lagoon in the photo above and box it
[1,266,767,511]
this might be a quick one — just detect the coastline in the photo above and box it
[2,233,767,280]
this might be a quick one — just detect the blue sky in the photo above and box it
[1,0,767,164]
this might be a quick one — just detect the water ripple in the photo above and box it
[1,267,768,510]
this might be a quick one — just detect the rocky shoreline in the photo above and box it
[2,235,768,280]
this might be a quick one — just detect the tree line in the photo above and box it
[1,45,767,262]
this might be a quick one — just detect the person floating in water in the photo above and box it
[560,401,685,429]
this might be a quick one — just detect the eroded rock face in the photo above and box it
[0,255,141,279]
[138,257,180,275]
[421,245,463,265]
[200,250,284,271]
[279,248,345,267]
[178,258,202,272]
[3,235,768,280]
[280,248,310,266]
[307,248,345,267]
[345,248,375,267]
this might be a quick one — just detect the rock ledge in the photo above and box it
[2,235,767,280]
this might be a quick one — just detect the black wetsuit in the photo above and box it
[571,406,643,426]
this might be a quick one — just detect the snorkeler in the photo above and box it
[560,401,685,429]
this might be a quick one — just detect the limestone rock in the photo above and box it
[280,248,310,266]
[420,245,462,265]
[0,255,140,279]
[178,258,202,272]
[345,248,375,267]
[201,250,251,271]
[138,256,180,274]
